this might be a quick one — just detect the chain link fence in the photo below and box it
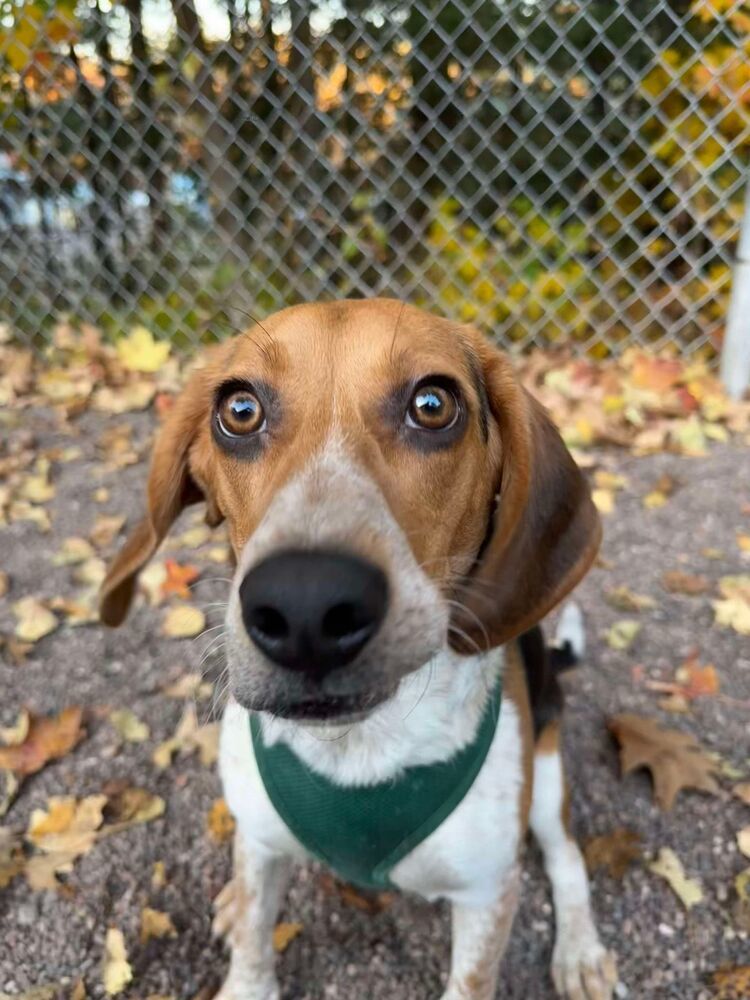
[1,0,748,355]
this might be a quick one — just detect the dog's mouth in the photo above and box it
[239,687,394,723]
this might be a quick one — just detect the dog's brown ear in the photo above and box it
[99,364,220,627]
[453,343,601,650]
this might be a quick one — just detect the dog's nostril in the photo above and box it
[251,605,289,640]
[322,601,369,640]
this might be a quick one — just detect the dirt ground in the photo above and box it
[1,405,749,1000]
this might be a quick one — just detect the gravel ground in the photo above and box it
[1,405,749,1000]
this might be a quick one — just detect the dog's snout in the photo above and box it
[239,550,389,677]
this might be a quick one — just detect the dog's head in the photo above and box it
[100,300,600,720]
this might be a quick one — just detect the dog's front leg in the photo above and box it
[441,865,521,1000]
[213,834,291,1000]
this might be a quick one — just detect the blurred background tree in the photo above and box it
[0,0,748,354]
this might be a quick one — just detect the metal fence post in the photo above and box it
[721,182,750,400]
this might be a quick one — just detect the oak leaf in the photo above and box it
[608,713,720,810]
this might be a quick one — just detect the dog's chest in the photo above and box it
[220,680,526,908]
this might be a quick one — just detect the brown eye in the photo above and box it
[217,390,265,437]
[406,384,459,431]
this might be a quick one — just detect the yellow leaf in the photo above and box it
[606,620,641,650]
[649,847,703,909]
[116,326,170,374]
[103,927,133,995]
[738,826,750,859]
[162,604,206,639]
[139,907,177,944]
[52,537,96,566]
[109,709,150,743]
[272,921,303,952]
[207,798,236,843]
[592,488,615,514]
[13,597,58,643]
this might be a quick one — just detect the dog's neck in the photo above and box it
[259,647,504,787]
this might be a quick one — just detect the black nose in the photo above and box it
[239,549,389,677]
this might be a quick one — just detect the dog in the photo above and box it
[99,299,618,1000]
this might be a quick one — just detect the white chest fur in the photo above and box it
[219,647,525,907]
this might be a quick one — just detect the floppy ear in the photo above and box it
[452,344,601,650]
[99,365,221,627]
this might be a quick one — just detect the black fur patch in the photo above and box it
[518,624,576,737]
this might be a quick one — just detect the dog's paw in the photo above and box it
[552,926,618,1000]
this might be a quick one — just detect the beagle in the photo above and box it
[99,299,618,1000]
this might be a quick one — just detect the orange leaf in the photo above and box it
[630,355,683,393]
[161,559,200,600]
[675,654,719,700]
[272,922,303,953]
[0,707,84,776]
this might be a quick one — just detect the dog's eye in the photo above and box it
[217,390,265,437]
[406,384,459,431]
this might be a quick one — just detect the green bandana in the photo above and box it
[250,681,502,891]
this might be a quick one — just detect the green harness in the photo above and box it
[249,681,502,891]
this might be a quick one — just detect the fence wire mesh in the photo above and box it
[1,0,749,354]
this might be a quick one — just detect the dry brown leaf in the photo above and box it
[103,927,133,995]
[161,604,205,639]
[661,570,711,596]
[90,514,126,549]
[140,907,177,944]
[0,827,24,888]
[583,828,642,880]
[0,570,9,598]
[272,921,303,953]
[733,783,750,806]
[710,965,750,999]
[153,706,218,769]
[101,787,165,833]
[649,846,703,909]
[0,706,84,776]
[608,713,720,810]
[604,587,656,613]
[319,873,395,913]
[12,596,59,643]
[162,559,200,600]
[207,798,235,844]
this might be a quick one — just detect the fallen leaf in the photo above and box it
[738,827,750,859]
[734,868,750,933]
[713,575,750,635]
[90,514,126,550]
[583,828,642,879]
[152,860,167,889]
[0,827,24,888]
[606,620,641,650]
[73,557,107,587]
[608,713,720,810]
[139,561,168,606]
[649,847,703,909]
[733,783,750,806]
[140,907,177,944]
[153,706,218,769]
[604,587,657,613]
[272,921,303,953]
[102,787,165,833]
[661,570,711,596]
[161,559,200,600]
[12,597,59,643]
[0,707,84,776]
[172,525,211,549]
[207,798,235,844]
[92,381,155,414]
[162,604,206,639]
[0,771,19,818]
[25,794,106,890]
[109,709,150,743]
[0,709,30,746]
[318,873,394,913]
[674,653,720,699]
[103,927,133,995]
[93,487,110,503]
[0,571,9,598]
[116,326,170,373]
[591,488,615,514]
[710,965,750,999]
[738,533,750,553]
[163,673,213,700]
[52,537,96,566]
